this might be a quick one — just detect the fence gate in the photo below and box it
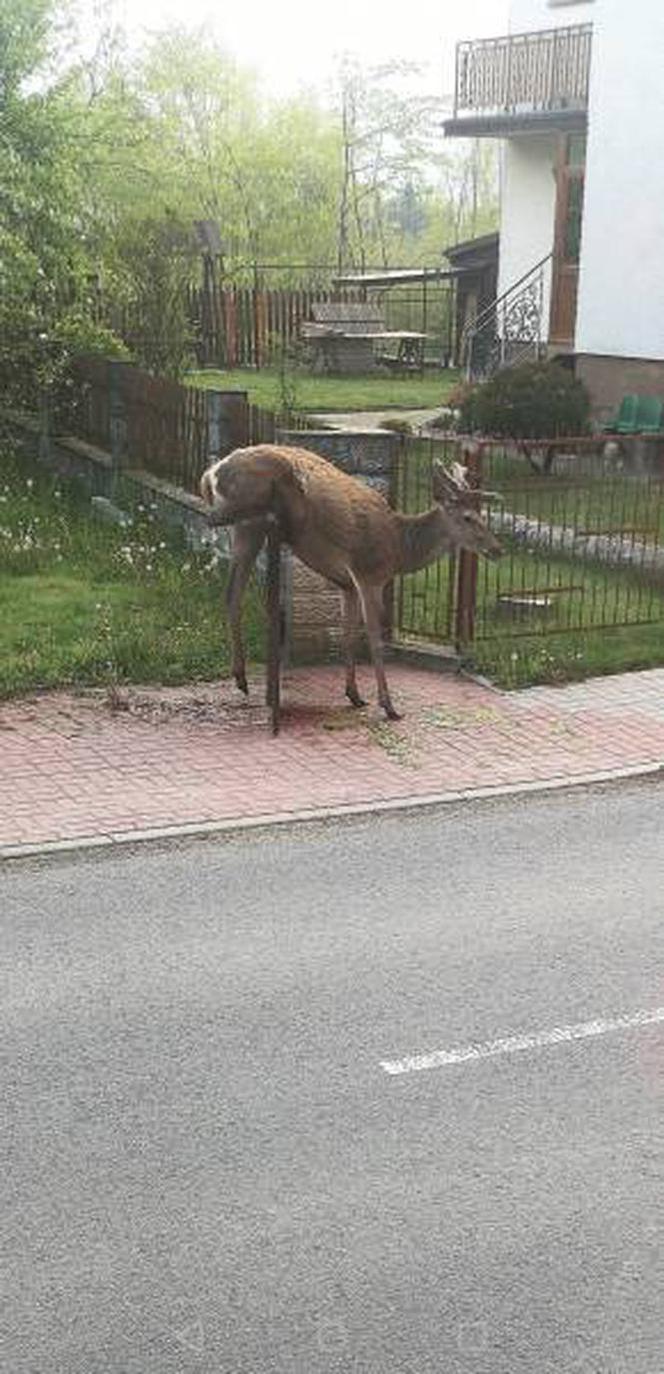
[393,435,664,659]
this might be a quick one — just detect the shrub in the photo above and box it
[115,215,197,380]
[456,362,591,440]
[429,409,455,433]
[380,417,412,436]
[44,314,129,432]
[0,307,129,434]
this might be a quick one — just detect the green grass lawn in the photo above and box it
[187,367,459,413]
[471,622,664,689]
[0,451,264,698]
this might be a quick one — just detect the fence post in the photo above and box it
[454,442,482,651]
[205,389,223,461]
[206,389,250,457]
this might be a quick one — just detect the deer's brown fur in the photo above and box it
[200,443,501,719]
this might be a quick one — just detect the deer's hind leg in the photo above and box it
[341,586,366,708]
[226,519,268,695]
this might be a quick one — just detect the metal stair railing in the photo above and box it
[461,251,553,380]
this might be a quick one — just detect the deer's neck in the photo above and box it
[396,507,455,574]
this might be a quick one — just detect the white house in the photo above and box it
[445,0,664,418]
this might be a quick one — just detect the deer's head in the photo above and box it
[432,462,502,560]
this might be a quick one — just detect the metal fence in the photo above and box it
[392,435,461,645]
[393,435,664,651]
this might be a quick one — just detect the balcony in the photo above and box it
[445,24,592,138]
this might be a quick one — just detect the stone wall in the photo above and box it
[13,417,231,557]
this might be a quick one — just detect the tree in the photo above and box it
[335,57,450,272]
[0,0,127,404]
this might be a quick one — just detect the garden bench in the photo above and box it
[301,302,426,375]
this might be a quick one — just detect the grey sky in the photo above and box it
[114,0,508,100]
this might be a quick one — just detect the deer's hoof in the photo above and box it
[234,671,249,696]
[346,687,367,709]
[383,703,403,722]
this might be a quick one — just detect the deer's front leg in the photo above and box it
[356,580,402,721]
[341,586,366,708]
[226,519,268,695]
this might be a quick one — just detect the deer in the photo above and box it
[200,443,502,721]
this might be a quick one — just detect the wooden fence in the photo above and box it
[68,357,308,495]
[82,275,455,371]
[185,286,364,369]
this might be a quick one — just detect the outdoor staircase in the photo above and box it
[461,252,552,380]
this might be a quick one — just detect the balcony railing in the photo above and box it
[453,24,592,123]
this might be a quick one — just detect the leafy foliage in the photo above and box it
[0,0,129,406]
[455,363,592,440]
[0,448,264,696]
[114,216,197,378]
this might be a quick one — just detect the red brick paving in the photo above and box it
[2,665,664,851]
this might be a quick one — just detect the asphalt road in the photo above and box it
[3,783,664,1374]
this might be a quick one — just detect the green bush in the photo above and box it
[380,417,413,436]
[456,362,591,440]
[31,315,129,434]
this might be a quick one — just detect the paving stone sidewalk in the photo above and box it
[2,665,664,854]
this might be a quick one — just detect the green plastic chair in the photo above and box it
[634,395,664,434]
[603,394,639,433]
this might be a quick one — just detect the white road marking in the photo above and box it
[381,1006,664,1077]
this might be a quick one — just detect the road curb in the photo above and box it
[2,760,663,863]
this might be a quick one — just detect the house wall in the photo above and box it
[509,0,595,33]
[575,0,664,364]
[498,0,595,312]
[497,136,557,321]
